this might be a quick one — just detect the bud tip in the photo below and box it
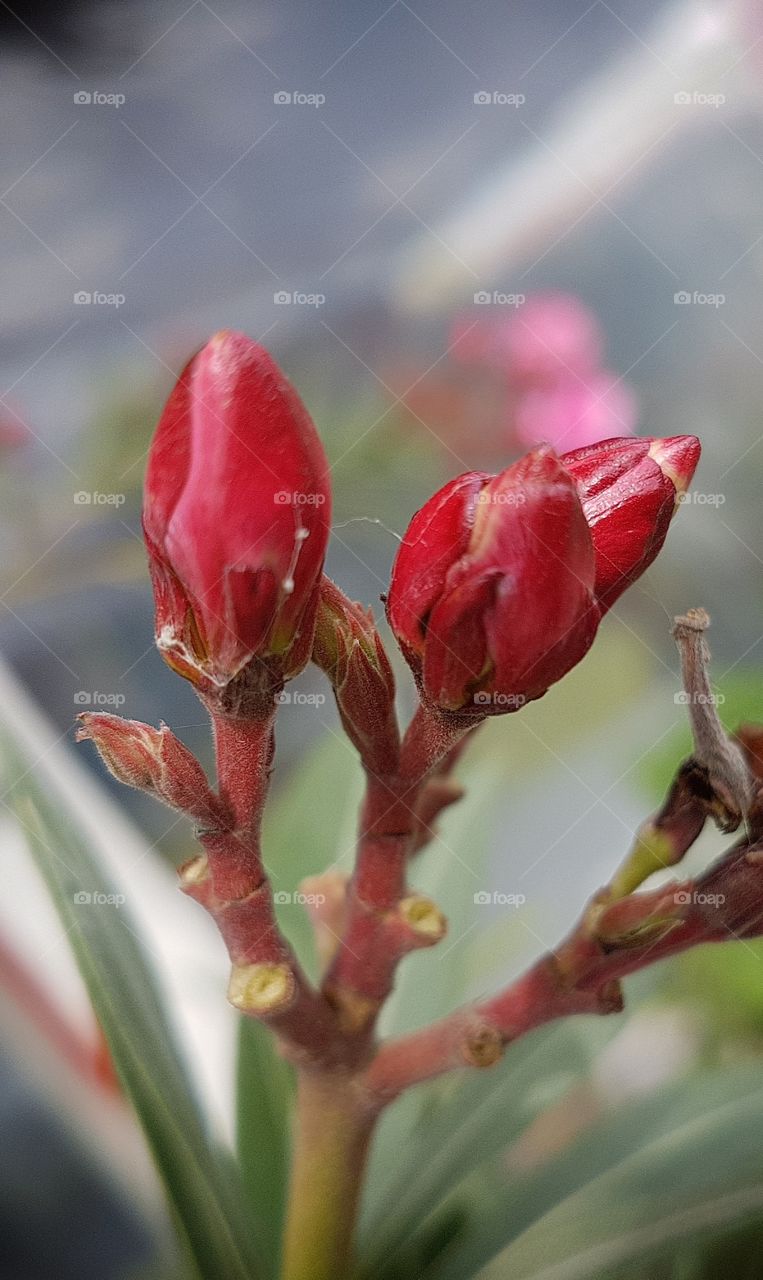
[648,435,701,500]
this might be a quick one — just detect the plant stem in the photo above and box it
[210,708,276,837]
[280,1071,375,1280]
[323,703,476,1023]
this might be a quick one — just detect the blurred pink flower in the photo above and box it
[451,291,603,382]
[514,371,638,453]
[498,292,603,383]
[401,293,637,459]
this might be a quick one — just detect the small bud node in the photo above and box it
[399,895,447,941]
[462,1025,503,1068]
[227,962,295,1014]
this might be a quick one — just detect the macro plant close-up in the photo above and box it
[6,3,763,1280]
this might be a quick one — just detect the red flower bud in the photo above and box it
[76,713,224,824]
[387,447,600,713]
[312,578,399,774]
[561,435,700,610]
[387,434,700,714]
[143,331,331,690]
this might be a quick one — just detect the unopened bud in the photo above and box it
[77,713,223,824]
[313,577,399,773]
[143,331,331,692]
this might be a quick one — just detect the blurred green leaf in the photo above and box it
[359,1018,616,1275]
[236,1018,295,1278]
[6,748,263,1280]
[431,1066,763,1280]
[665,940,763,1039]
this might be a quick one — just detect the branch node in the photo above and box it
[398,894,447,943]
[324,985,380,1034]
[461,1025,503,1069]
[228,962,296,1015]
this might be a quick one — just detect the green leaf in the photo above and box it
[432,1066,763,1280]
[7,762,262,1280]
[359,1018,617,1274]
[236,1017,295,1277]
[665,940,763,1038]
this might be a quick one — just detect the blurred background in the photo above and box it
[3,0,763,1276]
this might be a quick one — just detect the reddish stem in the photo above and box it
[186,704,353,1064]
[363,954,617,1101]
[364,845,763,1103]
[210,708,275,833]
[323,703,475,1025]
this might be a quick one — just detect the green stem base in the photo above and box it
[280,1071,375,1280]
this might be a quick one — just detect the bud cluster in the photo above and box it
[386,435,699,714]
[77,328,739,1100]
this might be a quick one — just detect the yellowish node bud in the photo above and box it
[462,1025,503,1069]
[227,962,296,1014]
[399,895,447,942]
[324,984,380,1033]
